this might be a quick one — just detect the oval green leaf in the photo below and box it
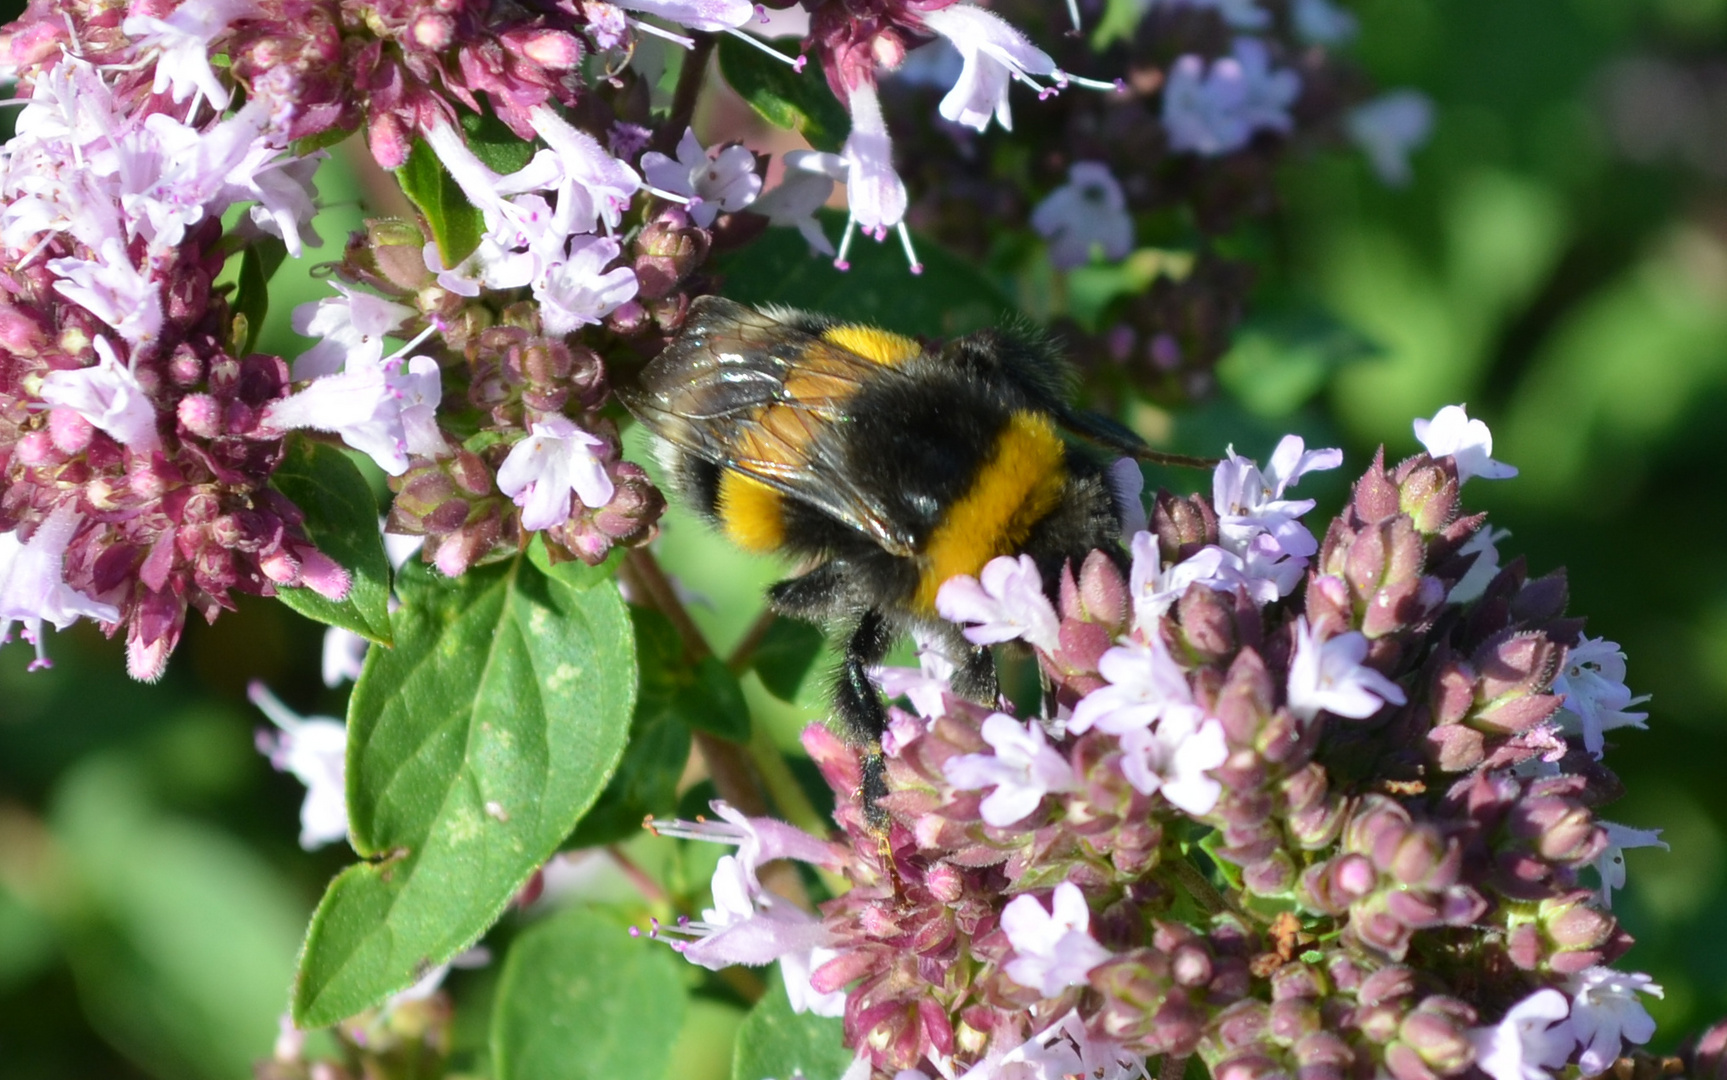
[491,905,687,1080]
[733,974,855,1080]
[269,438,393,645]
[290,556,635,1026]
[717,35,847,153]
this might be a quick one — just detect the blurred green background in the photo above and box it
[5,0,1727,1074]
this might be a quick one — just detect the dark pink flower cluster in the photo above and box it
[655,415,1663,1080]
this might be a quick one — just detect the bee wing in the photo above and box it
[619,298,921,556]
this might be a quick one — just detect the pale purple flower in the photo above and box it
[249,681,349,850]
[1292,0,1357,43]
[1126,533,1251,630]
[1553,636,1649,757]
[422,120,558,253]
[955,1013,1086,1080]
[1348,90,1435,186]
[918,3,1059,133]
[517,105,642,235]
[665,854,834,970]
[1000,882,1112,996]
[1213,435,1340,554]
[649,800,841,891]
[1470,989,1575,1080]
[1286,616,1407,723]
[1107,458,1149,538]
[1163,39,1299,156]
[121,0,256,109]
[394,356,446,457]
[1030,162,1134,270]
[1450,525,1510,605]
[38,336,161,453]
[497,417,616,531]
[640,129,762,228]
[1593,822,1666,908]
[613,0,756,32]
[943,712,1078,826]
[536,235,640,336]
[263,364,411,474]
[0,503,121,671]
[838,83,908,245]
[753,150,845,256]
[781,945,847,1017]
[48,238,164,346]
[1568,968,1661,1076]
[1069,636,1194,735]
[428,236,538,298]
[322,627,369,687]
[872,635,958,720]
[1116,708,1228,814]
[290,283,416,380]
[1413,404,1518,483]
[935,553,1061,653]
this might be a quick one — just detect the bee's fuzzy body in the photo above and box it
[620,296,1151,824]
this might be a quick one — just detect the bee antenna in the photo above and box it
[1130,447,1220,469]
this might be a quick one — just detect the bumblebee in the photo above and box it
[619,296,1208,826]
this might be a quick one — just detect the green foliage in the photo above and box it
[713,216,1013,338]
[291,555,635,1026]
[398,138,485,269]
[684,657,752,742]
[717,35,848,152]
[231,237,287,356]
[491,905,687,1080]
[749,618,827,702]
[733,975,854,1080]
[269,438,395,645]
[568,607,694,846]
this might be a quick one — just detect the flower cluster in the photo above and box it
[653,406,1667,1080]
[0,29,346,678]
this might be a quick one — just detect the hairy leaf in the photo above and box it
[270,438,393,645]
[291,556,634,1026]
[492,905,687,1080]
[750,617,826,702]
[397,138,485,269]
[733,975,853,1080]
[568,607,693,846]
[717,35,847,153]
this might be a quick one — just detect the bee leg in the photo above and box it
[835,608,895,832]
[949,639,999,706]
[767,560,856,623]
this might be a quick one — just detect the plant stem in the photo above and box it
[607,845,671,906]
[657,31,715,155]
[621,548,814,909]
[726,606,779,674]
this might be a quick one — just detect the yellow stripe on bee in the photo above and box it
[914,412,1067,612]
[718,470,785,553]
[822,324,922,366]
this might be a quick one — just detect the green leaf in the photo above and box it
[680,656,752,742]
[232,237,288,356]
[291,556,635,1027]
[733,974,853,1080]
[717,35,847,152]
[750,618,826,702]
[568,607,693,847]
[269,438,393,645]
[491,905,687,1080]
[460,107,535,178]
[711,215,1012,338]
[398,137,485,269]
